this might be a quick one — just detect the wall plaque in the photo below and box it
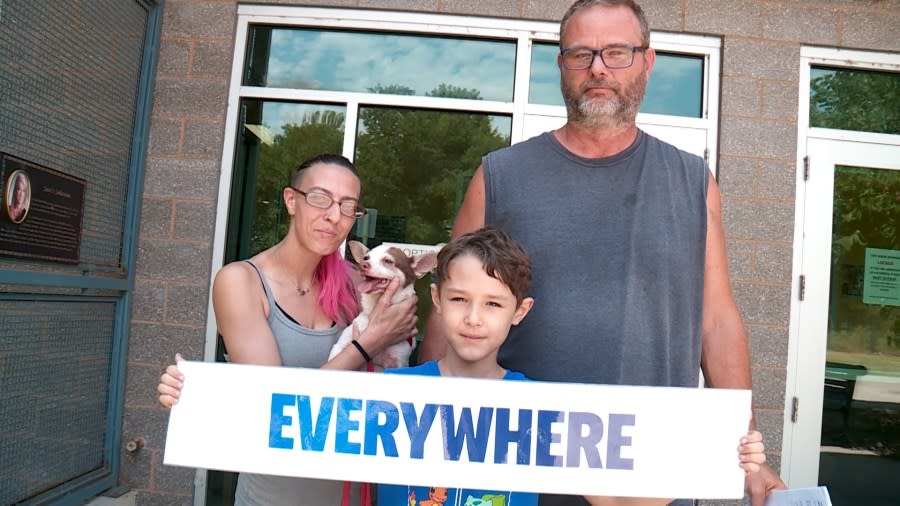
[1,152,86,263]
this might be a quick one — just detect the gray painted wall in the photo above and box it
[124,0,900,503]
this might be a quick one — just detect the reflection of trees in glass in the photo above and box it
[810,68,900,134]
[830,165,900,357]
[354,84,510,246]
[250,110,344,254]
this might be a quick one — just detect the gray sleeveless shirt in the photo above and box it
[484,130,708,388]
[234,261,355,506]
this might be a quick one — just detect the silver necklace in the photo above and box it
[297,284,312,296]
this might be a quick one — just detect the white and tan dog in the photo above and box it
[328,241,437,369]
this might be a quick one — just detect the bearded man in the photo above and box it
[420,1,787,505]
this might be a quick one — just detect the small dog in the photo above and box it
[328,241,437,369]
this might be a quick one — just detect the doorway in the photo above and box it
[786,135,900,505]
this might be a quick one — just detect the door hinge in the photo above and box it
[803,155,810,181]
[791,396,800,423]
[799,274,806,301]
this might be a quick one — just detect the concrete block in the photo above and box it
[721,77,761,117]
[143,158,221,200]
[762,80,799,121]
[151,78,229,119]
[686,0,760,37]
[173,200,216,242]
[191,40,235,79]
[748,325,789,369]
[843,10,900,51]
[127,321,205,365]
[183,119,225,159]
[523,0,572,23]
[727,239,754,283]
[442,0,521,18]
[131,279,166,322]
[720,117,797,160]
[733,282,791,327]
[757,159,796,202]
[763,4,840,45]
[139,197,174,239]
[755,241,793,283]
[723,38,799,82]
[148,118,183,156]
[125,363,167,408]
[358,0,440,11]
[717,156,758,198]
[750,365,787,411]
[722,196,794,242]
[157,39,191,78]
[136,239,213,283]
[161,1,237,39]
[166,282,211,325]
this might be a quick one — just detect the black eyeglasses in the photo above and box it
[560,44,648,70]
[288,186,367,219]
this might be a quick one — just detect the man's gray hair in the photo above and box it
[559,0,650,48]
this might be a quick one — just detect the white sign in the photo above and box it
[164,361,751,499]
[380,242,444,258]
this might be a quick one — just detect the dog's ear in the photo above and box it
[348,241,369,264]
[411,251,438,279]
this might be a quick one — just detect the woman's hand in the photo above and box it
[357,278,419,353]
[157,353,185,408]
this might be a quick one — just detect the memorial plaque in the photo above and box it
[0,152,86,263]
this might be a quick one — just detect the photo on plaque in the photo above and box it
[4,169,32,224]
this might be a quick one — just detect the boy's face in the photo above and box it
[431,254,533,366]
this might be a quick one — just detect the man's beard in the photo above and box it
[561,71,647,129]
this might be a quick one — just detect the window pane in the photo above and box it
[529,42,561,105]
[245,26,517,102]
[353,107,510,246]
[529,43,704,118]
[231,100,346,259]
[643,53,703,117]
[810,66,900,135]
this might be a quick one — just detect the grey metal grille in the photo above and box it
[0,0,149,269]
[0,298,116,504]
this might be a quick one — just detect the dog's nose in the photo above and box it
[360,261,370,270]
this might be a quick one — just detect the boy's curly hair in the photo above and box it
[434,227,532,303]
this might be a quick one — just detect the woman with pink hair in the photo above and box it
[157,153,417,505]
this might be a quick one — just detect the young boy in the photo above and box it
[377,227,767,506]
[377,226,539,505]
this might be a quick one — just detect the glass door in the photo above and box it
[789,136,900,505]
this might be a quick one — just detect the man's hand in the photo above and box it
[745,462,786,506]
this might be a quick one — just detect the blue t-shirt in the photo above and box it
[376,361,538,506]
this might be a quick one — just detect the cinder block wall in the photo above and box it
[124,0,900,503]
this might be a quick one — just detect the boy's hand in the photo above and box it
[738,430,766,474]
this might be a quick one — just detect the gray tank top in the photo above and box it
[484,130,708,388]
[234,261,355,506]
[245,259,342,368]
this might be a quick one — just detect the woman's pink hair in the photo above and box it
[315,249,360,325]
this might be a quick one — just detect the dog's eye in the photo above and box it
[382,257,394,265]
